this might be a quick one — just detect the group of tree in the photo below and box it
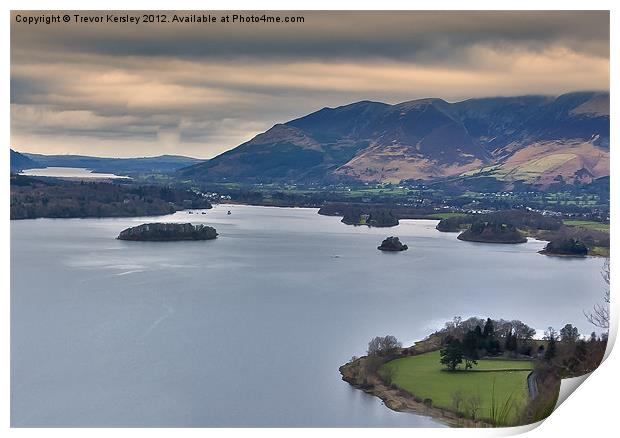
[542,238,589,256]
[437,317,537,371]
[438,314,607,374]
[537,226,609,255]
[10,175,212,219]
[435,208,608,254]
[436,209,563,234]
[367,335,402,357]
[456,220,527,243]
[540,323,607,377]
[439,318,528,370]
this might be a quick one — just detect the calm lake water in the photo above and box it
[11,205,606,427]
[19,167,130,179]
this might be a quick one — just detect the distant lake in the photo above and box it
[19,167,130,179]
[10,205,606,427]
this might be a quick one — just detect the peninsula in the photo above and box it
[341,316,606,427]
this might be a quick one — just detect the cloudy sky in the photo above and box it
[11,11,609,158]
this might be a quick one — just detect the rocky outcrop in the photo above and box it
[378,236,408,251]
[117,223,218,241]
[179,92,609,188]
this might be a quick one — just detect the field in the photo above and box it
[563,220,610,232]
[426,212,468,220]
[380,351,532,423]
[184,180,608,215]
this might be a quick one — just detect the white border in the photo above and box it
[2,1,617,437]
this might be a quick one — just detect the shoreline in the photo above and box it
[339,351,492,428]
[456,235,528,244]
[215,201,319,210]
[339,346,542,428]
[537,250,589,258]
[9,201,611,257]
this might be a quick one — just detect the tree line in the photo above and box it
[10,176,212,219]
[439,317,535,371]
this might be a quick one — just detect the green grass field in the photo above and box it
[563,220,610,232]
[426,212,468,220]
[380,351,532,423]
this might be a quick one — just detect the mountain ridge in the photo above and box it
[179,91,608,188]
[10,149,39,172]
[16,152,205,175]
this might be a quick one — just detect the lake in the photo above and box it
[10,205,606,427]
[18,167,130,179]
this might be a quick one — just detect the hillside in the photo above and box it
[23,153,205,175]
[179,92,609,189]
[10,149,39,172]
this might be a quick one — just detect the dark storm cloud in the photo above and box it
[12,11,609,60]
[10,11,610,158]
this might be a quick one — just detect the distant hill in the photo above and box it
[10,149,39,172]
[179,91,609,189]
[22,153,205,175]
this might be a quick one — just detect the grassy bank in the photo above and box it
[426,212,468,220]
[379,351,532,424]
[563,220,610,232]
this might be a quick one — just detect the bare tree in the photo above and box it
[367,335,402,356]
[543,327,558,341]
[511,320,536,341]
[444,316,462,332]
[585,258,610,330]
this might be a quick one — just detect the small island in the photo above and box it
[457,220,527,244]
[539,238,588,256]
[378,236,408,251]
[117,223,218,241]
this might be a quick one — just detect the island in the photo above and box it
[539,238,588,256]
[117,223,218,241]
[457,220,527,244]
[378,236,408,251]
[317,203,437,227]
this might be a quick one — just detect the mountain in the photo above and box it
[22,153,205,175]
[179,91,609,189]
[10,149,39,172]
